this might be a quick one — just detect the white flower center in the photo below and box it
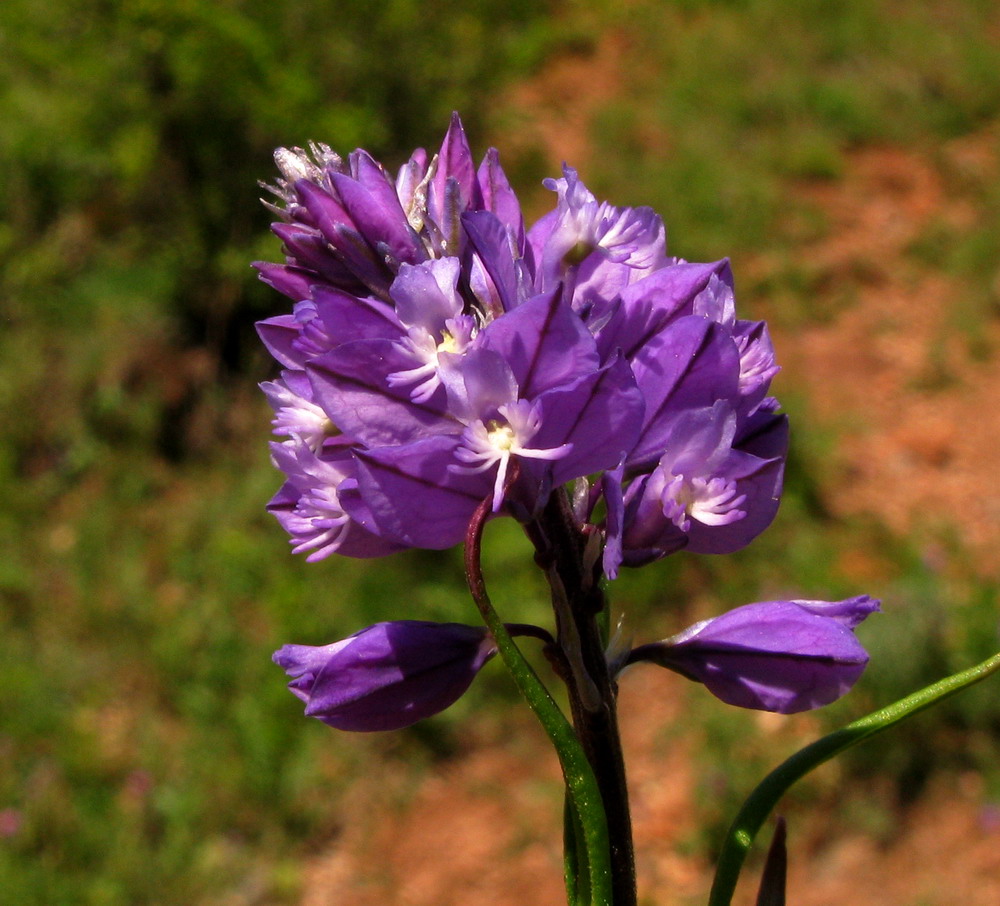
[436,329,462,355]
[287,482,352,561]
[451,400,573,511]
[661,473,747,532]
[484,419,516,452]
[387,316,477,403]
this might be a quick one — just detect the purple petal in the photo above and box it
[257,314,306,369]
[444,347,518,423]
[293,181,391,295]
[735,404,788,456]
[311,285,402,343]
[476,148,525,250]
[627,317,742,468]
[351,436,490,549]
[253,262,315,302]
[332,159,423,266]
[683,447,786,554]
[620,406,787,560]
[291,179,354,239]
[595,260,733,361]
[274,621,495,731]
[733,319,780,416]
[267,438,402,560]
[532,354,644,486]
[790,596,882,629]
[308,342,456,446]
[477,288,599,399]
[462,210,519,313]
[395,148,429,215]
[428,112,478,246]
[271,222,350,280]
[632,598,878,713]
[601,462,626,580]
[390,258,464,329]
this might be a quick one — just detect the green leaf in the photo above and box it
[709,651,1000,906]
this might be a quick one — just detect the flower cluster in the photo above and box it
[259,115,876,728]
[256,113,785,572]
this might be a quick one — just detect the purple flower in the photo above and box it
[527,165,667,299]
[266,436,402,561]
[613,401,788,569]
[305,285,645,548]
[274,621,497,731]
[594,262,787,575]
[627,596,880,713]
[255,114,787,565]
[261,370,333,451]
[256,113,522,305]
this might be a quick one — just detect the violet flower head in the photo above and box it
[273,621,496,731]
[628,596,880,713]
[255,114,787,566]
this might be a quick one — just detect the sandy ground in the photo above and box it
[768,136,1000,574]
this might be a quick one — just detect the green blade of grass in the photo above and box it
[710,651,1000,906]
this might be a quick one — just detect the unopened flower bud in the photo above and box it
[628,596,880,713]
[274,621,496,731]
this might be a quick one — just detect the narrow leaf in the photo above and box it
[755,817,786,906]
[709,651,1000,906]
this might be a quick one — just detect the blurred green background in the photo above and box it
[2,0,999,902]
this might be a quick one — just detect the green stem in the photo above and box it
[465,496,612,906]
[527,491,636,906]
[709,651,1000,906]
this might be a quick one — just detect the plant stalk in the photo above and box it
[527,490,637,906]
[465,493,613,905]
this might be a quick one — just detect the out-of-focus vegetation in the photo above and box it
[1,0,998,902]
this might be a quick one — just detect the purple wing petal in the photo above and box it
[634,599,877,713]
[275,621,495,731]
[683,447,786,555]
[462,210,519,312]
[390,258,464,329]
[332,159,424,266]
[428,112,478,243]
[627,317,742,467]
[311,285,402,343]
[478,288,600,398]
[476,148,525,250]
[253,261,316,302]
[308,342,457,446]
[351,436,490,549]
[532,354,645,485]
[256,314,306,369]
[596,259,733,361]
